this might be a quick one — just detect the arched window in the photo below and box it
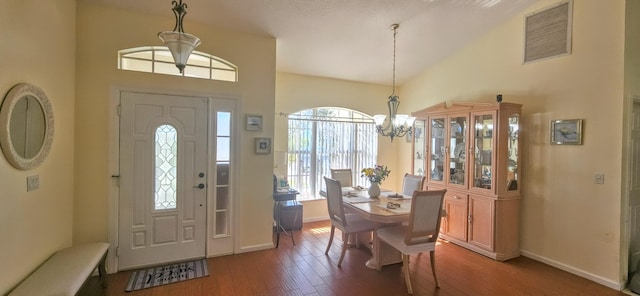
[287,107,378,200]
[118,46,238,82]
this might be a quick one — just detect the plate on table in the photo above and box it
[386,193,404,199]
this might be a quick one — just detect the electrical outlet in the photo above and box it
[27,175,39,191]
[594,173,605,184]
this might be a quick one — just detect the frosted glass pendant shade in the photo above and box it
[158,31,201,73]
[373,115,387,126]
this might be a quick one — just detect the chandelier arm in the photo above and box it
[377,121,413,137]
[394,127,411,138]
[376,125,391,136]
[378,125,411,137]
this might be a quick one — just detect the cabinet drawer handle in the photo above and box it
[454,195,460,199]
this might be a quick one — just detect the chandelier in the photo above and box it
[158,0,201,74]
[373,24,415,142]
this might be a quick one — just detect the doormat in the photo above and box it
[125,258,209,292]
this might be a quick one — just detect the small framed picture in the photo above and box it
[255,137,271,154]
[551,119,583,145]
[246,114,263,131]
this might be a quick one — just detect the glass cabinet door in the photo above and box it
[472,113,494,190]
[413,120,426,176]
[429,117,446,182]
[506,114,519,191]
[448,115,467,186]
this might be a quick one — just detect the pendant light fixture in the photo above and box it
[158,0,201,74]
[373,24,416,142]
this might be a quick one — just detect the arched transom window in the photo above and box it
[118,46,238,82]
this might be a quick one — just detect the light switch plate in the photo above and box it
[27,175,39,191]
[594,173,604,184]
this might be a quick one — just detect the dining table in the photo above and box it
[339,187,413,270]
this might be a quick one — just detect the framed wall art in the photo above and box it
[255,137,271,154]
[245,114,263,131]
[550,119,582,145]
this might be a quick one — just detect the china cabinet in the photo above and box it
[411,101,521,261]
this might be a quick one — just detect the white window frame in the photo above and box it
[118,46,238,82]
[287,107,378,200]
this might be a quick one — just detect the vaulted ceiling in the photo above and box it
[81,0,538,85]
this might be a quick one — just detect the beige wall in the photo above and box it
[0,0,77,293]
[74,2,276,257]
[275,72,411,220]
[402,0,625,287]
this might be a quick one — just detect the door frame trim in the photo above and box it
[622,95,640,287]
[107,86,241,273]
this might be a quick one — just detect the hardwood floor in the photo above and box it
[106,220,626,296]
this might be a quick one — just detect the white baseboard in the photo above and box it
[237,243,274,253]
[520,250,624,291]
[237,218,329,254]
[302,216,329,223]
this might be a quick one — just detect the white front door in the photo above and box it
[118,91,208,270]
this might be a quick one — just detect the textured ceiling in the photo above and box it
[81,0,537,85]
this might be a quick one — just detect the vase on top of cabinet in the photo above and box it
[411,101,522,261]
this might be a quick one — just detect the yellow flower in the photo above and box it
[360,165,390,184]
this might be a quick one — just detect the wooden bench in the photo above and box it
[8,242,109,296]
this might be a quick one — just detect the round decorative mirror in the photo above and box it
[0,83,54,170]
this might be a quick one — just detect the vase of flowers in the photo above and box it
[361,165,391,198]
[368,182,381,198]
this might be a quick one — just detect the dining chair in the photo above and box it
[323,177,375,267]
[401,173,426,196]
[330,168,353,187]
[376,189,447,294]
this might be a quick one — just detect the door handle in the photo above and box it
[194,183,205,189]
